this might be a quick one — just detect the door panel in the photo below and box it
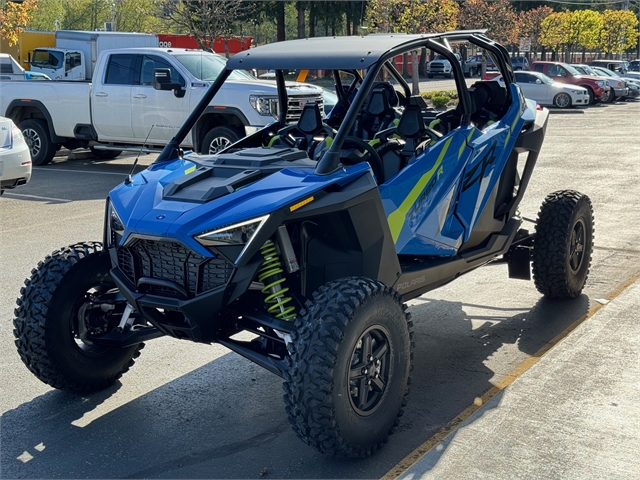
[92,54,138,140]
[131,54,190,143]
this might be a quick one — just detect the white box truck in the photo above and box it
[29,30,158,80]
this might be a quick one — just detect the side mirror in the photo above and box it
[535,79,542,84]
[153,68,185,98]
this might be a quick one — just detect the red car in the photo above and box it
[530,61,610,104]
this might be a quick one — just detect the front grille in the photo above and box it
[286,94,324,122]
[429,64,446,72]
[117,238,233,298]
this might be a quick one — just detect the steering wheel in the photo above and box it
[341,136,385,182]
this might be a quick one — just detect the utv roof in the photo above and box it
[227,30,488,71]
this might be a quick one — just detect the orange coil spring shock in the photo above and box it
[257,240,296,320]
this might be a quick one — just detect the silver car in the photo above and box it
[0,116,32,195]
[495,71,590,108]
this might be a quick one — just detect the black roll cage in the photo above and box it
[154,32,515,168]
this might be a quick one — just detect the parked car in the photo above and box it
[494,71,589,108]
[590,66,640,100]
[427,53,472,78]
[530,61,609,104]
[0,116,32,195]
[571,64,626,102]
[588,59,628,75]
[629,60,639,72]
[510,56,530,71]
[464,55,484,77]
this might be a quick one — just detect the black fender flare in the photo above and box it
[193,106,250,152]
[5,99,64,143]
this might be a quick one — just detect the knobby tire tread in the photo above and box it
[13,242,144,392]
[532,190,594,299]
[282,277,414,458]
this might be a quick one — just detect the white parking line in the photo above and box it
[2,192,71,203]
[33,167,132,176]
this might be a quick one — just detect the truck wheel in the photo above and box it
[283,277,413,457]
[20,119,56,166]
[532,190,594,299]
[90,148,122,160]
[583,86,596,105]
[201,126,242,154]
[13,242,144,392]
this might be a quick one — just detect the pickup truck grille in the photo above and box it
[429,64,446,73]
[286,94,324,122]
[117,238,233,298]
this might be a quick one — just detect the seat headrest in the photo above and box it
[469,81,507,114]
[366,90,390,116]
[370,82,399,108]
[297,103,323,135]
[396,104,426,139]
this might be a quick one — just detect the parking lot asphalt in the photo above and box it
[1,100,639,479]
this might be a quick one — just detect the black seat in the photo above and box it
[269,103,335,160]
[353,83,399,140]
[396,104,432,159]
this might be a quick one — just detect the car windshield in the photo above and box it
[536,73,554,85]
[173,53,255,81]
[563,64,581,76]
[596,67,620,78]
[31,50,63,70]
[578,65,599,76]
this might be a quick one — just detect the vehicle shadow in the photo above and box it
[548,109,586,114]
[0,294,590,479]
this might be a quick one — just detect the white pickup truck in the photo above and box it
[1,48,326,165]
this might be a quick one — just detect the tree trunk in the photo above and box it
[411,51,419,95]
[309,10,315,37]
[297,2,305,39]
[402,52,409,77]
[277,3,286,42]
[224,38,230,59]
[581,47,586,63]
[419,47,427,76]
[346,16,351,36]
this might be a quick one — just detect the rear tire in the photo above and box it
[201,126,242,154]
[20,119,56,166]
[283,277,413,457]
[13,242,144,392]
[90,148,122,160]
[532,190,594,299]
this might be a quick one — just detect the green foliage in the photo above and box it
[431,94,451,108]
[420,90,458,100]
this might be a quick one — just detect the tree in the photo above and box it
[539,12,569,59]
[1,0,38,46]
[365,0,407,34]
[518,6,554,60]
[159,0,250,54]
[458,0,519,46]
[568,10,602,62]
[26,0,64,31]
[599,9,639,57]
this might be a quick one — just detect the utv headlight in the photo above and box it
[196,215,269,257]
[107,201,125,247]
[249,95,279,118]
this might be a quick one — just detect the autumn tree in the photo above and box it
[159,0,251,55]
[539,11,569,60]
[458,0,519,46]
[599,9,639,57]
[0,0,38,46]
[568,10,602,62]
[518,6,554,60]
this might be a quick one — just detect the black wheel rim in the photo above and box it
[208,136,231,154]
[71,282,119,356]
[348,326,392,416]
[569,219,586,273]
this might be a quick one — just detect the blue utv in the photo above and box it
[14,31,594,458]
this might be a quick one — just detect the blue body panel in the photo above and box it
[110,84,529,260]
[109,160,371,257]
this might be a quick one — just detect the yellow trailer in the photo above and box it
[0,31,55,68]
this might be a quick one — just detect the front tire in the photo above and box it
[20,118,56,166]
[583,86,596,105]
[283,277,413,457]
[201,126,242,154]
[553,92,572,109]
[532,190,594,299]
[13,242,143,392]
